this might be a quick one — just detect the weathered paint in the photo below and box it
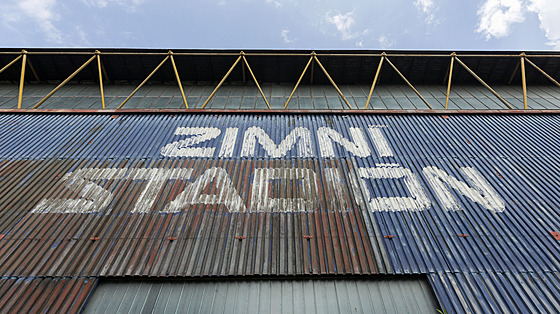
[0,277,97,313]
[1,113,560,313]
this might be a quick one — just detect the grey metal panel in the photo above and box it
[84,278,438,314]
[3,84,559,110]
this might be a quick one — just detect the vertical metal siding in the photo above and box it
[83,278,438,314]
[429,272,560,313]
[0,277,97,313]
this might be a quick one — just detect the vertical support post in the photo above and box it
[520,53,527,110]
[365,55,384,109]
[169,51,188,109]
[18,50,27,109]
[445,53,455,110]
[242,54,271,109]
[284,55,313,109]
[201,54,242,109]
[96,51,105,109]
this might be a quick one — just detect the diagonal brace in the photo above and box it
[384,55,432,109]
[524,56,560,88]
[0,55,22,75]
[242,54,271,109]
[117,54,170,109]
[169,52,188,109]
[34,54,97,109]
[201,55,242,109]
[454,56,513,109]
[445,52,455,110]
[365,55,384,109]
[284,55,313,109]
[313,54,353,109]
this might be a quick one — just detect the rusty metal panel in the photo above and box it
[3,112,560,312]
[0,277,97,313]
[0,159,382,277]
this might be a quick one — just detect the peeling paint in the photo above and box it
[423,166,505,213]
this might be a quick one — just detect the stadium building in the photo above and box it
[1,48,560,312]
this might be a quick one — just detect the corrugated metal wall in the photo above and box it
[84,278,437,314]
[0,277,97,313]
[1,113,560,312]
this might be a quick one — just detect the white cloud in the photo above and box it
[378,35,395,49]
[414,0,438,24]
[281,28,293,43]
[476,0,525,40]
[1,0,63,44]
[83,0,144,11]
[325,10,357,41]
[528,0,560,49]
[266,0,281,8]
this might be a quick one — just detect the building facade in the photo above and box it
[1,49,560,313]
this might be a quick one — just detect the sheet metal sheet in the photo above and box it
[0,276,97,313]
[3,84,560,110]
[1,113,560,312]
[83,278,438,314]
[429,272,560,313]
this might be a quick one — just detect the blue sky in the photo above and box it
[1,0,560,50]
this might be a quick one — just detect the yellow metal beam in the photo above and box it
[96,52,106,109]
[445,53,455,110]
[454,56,513,110]
[117,55,170,109]
[312,55,353,109]
[284,55,313,109]
[201,54,242,109]
[365,55,384,109]
[0,55,22,75]
[18,50,27,109]
[34,54,97,109]
[169,52,188,109]
[384,55,433,109]
[242,55,271,109]
[524,56,560,88]
[520,53,528,110]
